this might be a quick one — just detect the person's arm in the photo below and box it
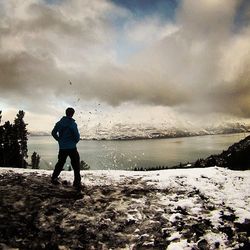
[51,123,60,141]
[72,123,80,143]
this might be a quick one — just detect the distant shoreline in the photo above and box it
[29,131,250,141]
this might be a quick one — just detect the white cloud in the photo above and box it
[0,0,250,131]
[126,17,178,45]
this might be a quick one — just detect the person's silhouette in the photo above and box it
[51,107,81,190]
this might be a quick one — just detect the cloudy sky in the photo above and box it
[0,0,250,132]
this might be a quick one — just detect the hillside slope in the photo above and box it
[0,167,249,249]
[194,135,250,170]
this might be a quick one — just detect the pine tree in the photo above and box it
[31,152,40,169]
[80,160,90,170]
[0,111,28,168]
[13,110,28,168]
[0,110,3,166]
[2,121,13,167]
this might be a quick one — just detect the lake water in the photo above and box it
[27,133,249,170]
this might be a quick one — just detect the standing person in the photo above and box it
[51,107,81,191]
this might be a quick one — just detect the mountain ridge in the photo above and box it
[29,122,250,140]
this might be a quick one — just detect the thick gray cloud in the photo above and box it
[0,0,250,119]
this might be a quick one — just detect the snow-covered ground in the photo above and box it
[0,166,249,249]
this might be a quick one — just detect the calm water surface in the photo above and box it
[27,133,249,170]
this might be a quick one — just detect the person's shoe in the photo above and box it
[51,178,60,185]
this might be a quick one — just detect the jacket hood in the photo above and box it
[59,116,75,125]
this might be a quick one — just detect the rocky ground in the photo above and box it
[0,169,249,250]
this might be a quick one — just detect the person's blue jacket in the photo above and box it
[51,116,80,149]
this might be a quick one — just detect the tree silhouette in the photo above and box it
[0,111,28,168]
[0,111,4,166]
[13,111,28,168]
[80,160,90,170]
[31,152,40,169]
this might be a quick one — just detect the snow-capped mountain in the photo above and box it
[79,122,250,140]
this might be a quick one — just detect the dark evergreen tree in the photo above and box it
[0,110,3,166]
[80,160,90,170]
[1,121,13,167]
[31,152,40,169]
[0,110,28,168]
[13,110,28,168]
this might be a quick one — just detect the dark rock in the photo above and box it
[62,180,69,186]
[182,229,194,239]
[176,206,189,215]
[191,223,205,237]
[235,219,250,236]
[219,226,234,239]
[125,219,136,226]
[214,241,220,248]
[45,242,59,250]
[238,232,248,244]
[153,236,169,249]
[99,223,109,230]
[237,242,250,250]
[197,239,209,250]
[175,221,185,231]
[45,207,60,216]
[162,229,170,238]
[220,213,237,222]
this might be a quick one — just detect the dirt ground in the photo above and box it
[0,171,249,250]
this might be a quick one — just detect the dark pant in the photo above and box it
[52,148,81,186]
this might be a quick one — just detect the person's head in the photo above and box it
[66,107,75,117]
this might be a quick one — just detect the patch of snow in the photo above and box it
[167,232,181,241]
[209,210,222,228]
[203,232,231,250]
[169,213,183,223]
[167,239,191,250]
